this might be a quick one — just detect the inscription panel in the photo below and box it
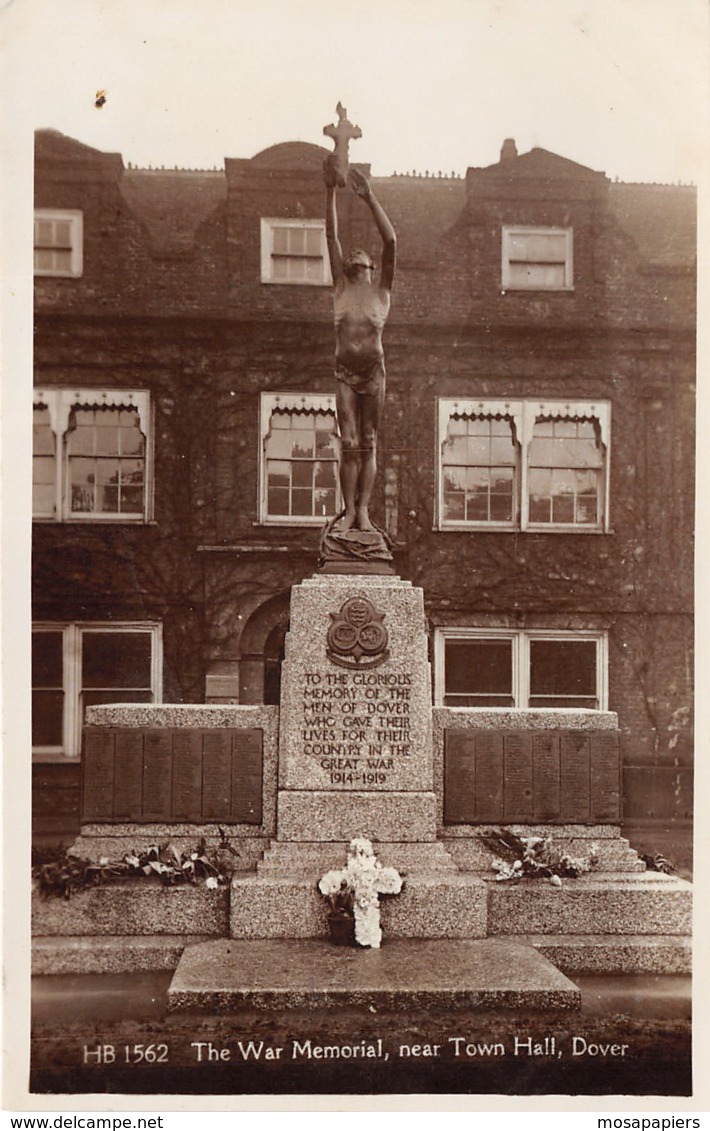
[232,731,264,824]
[82,729,115,820]
[503,733,534,819]
[297,669,415,790]
[560,732,591,819]
[590,731,621,820]
[172,730,203,820]
[113,731,144,819]
[442,728,621,825]
[473,732,504,822]
[443,732,476,824]
[202,731,232,819]
[80,727,264,824]
[533,733,560,820]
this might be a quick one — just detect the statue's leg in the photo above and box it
[355,383,385,532]
[334,381,360,532]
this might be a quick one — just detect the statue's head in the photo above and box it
[343,248,374,279]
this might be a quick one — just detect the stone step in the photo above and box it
[167,937,581,1012]
[487,872,692,936]
[32,882,230,937]
[526,934,692,975]
[230,873,488,939]
[257,841,458,877]
[32,935,210,975]
[444,835,646,873]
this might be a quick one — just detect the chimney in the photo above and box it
[500,138,518,163]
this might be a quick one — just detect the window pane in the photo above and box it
[445,638,513,696]
[507,263,566,289]
[32,630,63,685]
[290,429,314,457]
[272,228,289,255]
[291,488,312,516]
[529,639,597,703]
[32,690,64,746]
[268,486,290,514]
[443,492,465,521]
[82,689,153,710]
[67,410,97,454]
[33,407,56,516]
[305,258,323,282]
[291,461,313,488]
[314,488,336,516]
[315,426,337,457]
[82,632,152,689]
[33,407,54,454]
[313,461,336,488]
[267,461,290,488]
[305,228,322,255]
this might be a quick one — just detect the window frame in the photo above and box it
[433,626,608,710]
[501,225,573,292]
[259,392,341,525]
[436,398,611,533]
[260,218,332,286]
[32,621,163,762]
[34,209,84,278]
[33,389,153,523]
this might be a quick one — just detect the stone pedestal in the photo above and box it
[277,574,436,841]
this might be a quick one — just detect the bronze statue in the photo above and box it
[323,150,396,536]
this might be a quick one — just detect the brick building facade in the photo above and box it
[32,129,695,858]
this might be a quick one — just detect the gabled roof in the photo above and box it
[473,146,605,180]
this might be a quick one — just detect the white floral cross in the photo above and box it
[319,837,403,948]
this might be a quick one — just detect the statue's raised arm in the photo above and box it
[348,168,396,293]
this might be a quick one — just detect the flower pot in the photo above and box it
[327,911,356,946]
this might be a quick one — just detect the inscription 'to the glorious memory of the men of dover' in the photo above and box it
[301,597,412,789]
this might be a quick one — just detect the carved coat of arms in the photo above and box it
[326,597,389,670]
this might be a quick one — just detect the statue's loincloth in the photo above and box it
[335,359,386,396]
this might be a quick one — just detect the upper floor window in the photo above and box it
[501,226,573,291]
[260,393,340,524]
[32,622,162,760]
[34,209,83,277]
[33,389,152,522]
[438,398,610,533]
[260,219,331,285]
[434,627,607,710]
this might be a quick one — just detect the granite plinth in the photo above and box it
[487,873,692,936]
[432,707,619,732]
[257,841,458,876]
[277,790,437,841]
[279,576,432,794]
[229,873,487,939]
[32,935,209,975]
[167,937,581,1012]
[528,934,692,975]
[32,882,230,937]
[85,704,280,729]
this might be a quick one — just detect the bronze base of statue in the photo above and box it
[318,517,395,574]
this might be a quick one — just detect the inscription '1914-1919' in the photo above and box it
[301,670,413,788]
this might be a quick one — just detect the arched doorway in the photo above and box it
[238,590,290,704]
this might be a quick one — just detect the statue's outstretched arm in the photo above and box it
[349,169,396,291]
